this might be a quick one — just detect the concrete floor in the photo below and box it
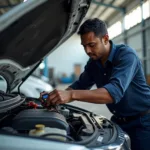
[56,84,112,119]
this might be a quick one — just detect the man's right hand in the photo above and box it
[39,87,73,106]
[45,89,73,106]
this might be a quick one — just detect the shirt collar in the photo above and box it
[107,40,116,63]
[95,40,116,68]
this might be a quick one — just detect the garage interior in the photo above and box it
[0,0,150,118]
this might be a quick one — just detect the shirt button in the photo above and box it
[104,73,106,75]
[113,111,116,113]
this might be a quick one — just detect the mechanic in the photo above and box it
[41,18,150,150]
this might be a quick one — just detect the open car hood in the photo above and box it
[0,0,91,92]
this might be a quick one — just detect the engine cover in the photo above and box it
[12,109,68,131]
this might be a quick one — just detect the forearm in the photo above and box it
[71,88,114,104]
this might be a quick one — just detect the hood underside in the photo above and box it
[0,0,91,91]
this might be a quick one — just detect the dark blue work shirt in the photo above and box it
[70,40,150,117]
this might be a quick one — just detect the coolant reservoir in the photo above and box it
[29,124,67,141]
[29,124,45,136]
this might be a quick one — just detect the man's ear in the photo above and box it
[102,34,109,45]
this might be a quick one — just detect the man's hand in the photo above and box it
[45,89,73,106]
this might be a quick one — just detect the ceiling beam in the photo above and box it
[98,0,115,18]
[89,0,104,18]
[92,0,125,12]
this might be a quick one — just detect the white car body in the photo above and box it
[13,76,53,98]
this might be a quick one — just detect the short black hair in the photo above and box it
[78,18,108,37]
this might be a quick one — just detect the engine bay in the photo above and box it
[0,96,117,147]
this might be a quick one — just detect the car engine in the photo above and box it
[0,96,118,147]
[12,109,69,131]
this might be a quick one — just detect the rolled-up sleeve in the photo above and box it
[69,61,95,90]
[103,52,139,103]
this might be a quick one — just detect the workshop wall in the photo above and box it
[112,17,150,66]
[47,34,89,77]
[108,0,150,82]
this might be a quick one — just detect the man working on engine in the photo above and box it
[41,18,150,150]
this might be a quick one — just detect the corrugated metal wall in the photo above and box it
[112,17,150,82]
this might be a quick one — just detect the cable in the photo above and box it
[69,123,76,133]
[76,126,84,136]
[0,94,4,101]
[0,90,5,100]
[41,133,74,141]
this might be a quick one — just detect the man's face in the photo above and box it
[81,32,107,60]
